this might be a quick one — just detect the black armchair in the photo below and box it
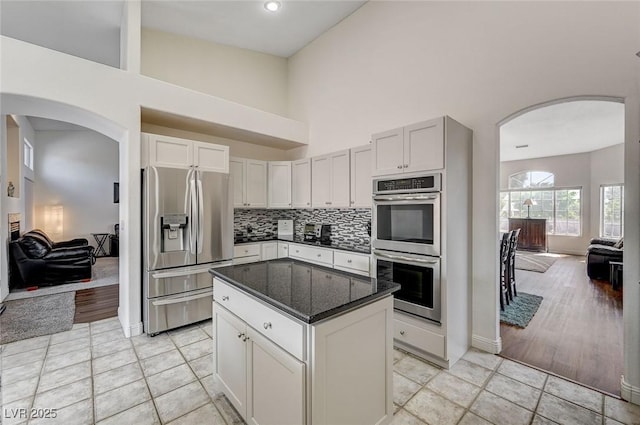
[586,237,623,280]
[9,229,95,289]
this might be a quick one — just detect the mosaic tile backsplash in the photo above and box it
[234,208,372,247]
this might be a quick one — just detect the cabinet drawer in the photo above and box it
[234,244,261,258]
[289,244,333,266]
[277,242,289,258]
[215,279,305,360]
[333,251,370,276]
[394,318,445,359]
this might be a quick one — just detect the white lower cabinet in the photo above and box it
[233,244,261,264]
[277,242,289,258]
[261,242,278,261]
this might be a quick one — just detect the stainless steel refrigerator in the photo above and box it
[142,166,233,335]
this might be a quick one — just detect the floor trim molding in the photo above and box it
[472,334,502,354]
[621,375,640,405]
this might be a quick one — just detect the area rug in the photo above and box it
[6,257,119,301]
[0,292,75,344]
[515,252,558,273]
[500,292,543,328]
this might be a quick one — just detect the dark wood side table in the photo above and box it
[509,218,547,252]
[92,233,110,258]
[609,261,623,290]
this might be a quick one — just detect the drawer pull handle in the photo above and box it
[400,330,405,336]
[238,332,245,339]
[263,322,272,330]
[222,296,229,301]
[242,335,250,342]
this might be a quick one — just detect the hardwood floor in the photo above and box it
[74,284,119,323]
[500,254,623,396]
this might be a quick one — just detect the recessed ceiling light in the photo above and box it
[264,1,281,12]
[515,144,529,149]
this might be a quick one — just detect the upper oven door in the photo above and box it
[373,193,440,256]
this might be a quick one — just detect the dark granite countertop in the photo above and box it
[210,258,399,324]
[234,235,371,255]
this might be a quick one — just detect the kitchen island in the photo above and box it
[210,259,399,425]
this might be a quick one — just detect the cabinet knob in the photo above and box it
[244,250,248,253]
[325,202,330,205]
[242,335,250,342]
[397,165,402,169]
[347,259,352,263]
[237,332,245,339]
[247,203,251,206]
[400,330,405,336]
[317,254,321,257]
[222,296,229,301]
[263,322,272,330]
[403,164,408,168]
[307,202,310,205]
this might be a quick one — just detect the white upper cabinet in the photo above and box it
[350,145,372,208]
[268,161,292,209]
[231,157,267,208]
[291,159,312,208]
[371,117,444,176]
[143,133,229,173]
[312,150,350,208]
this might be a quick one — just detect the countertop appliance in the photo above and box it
[304,223,331,243]
[372,173,442,323]
[143,166,233,335]
[277,219,294,241]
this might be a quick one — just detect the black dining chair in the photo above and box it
[500,231,513,311]
[507,228,521,300]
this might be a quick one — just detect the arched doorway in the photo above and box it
[497,96,625,395]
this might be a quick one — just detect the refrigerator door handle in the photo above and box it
[152,265,212,279]
[189,169,198,255]
[151,289,213,306]
[196,171,204,255]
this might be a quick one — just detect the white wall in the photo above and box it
[500,144,624,255]
[33,130,119,244]
[141,29,288,116]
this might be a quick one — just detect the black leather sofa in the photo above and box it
[9,229,95,289]
[586,237,623,280]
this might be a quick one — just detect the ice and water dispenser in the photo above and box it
[161,214,188,252]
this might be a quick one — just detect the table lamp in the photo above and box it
[523,198,536,218]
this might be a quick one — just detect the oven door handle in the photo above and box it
[373,250,438,264]
[373,195,438,202]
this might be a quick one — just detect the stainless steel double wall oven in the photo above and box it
[373,173,442,323]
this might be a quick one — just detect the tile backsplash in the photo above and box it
[234,208,371,246]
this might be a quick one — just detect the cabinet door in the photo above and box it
[311,155,331,208]
[215,307,248,419]
[193,141,229,173]
[371,128,404,176]
[350,145,372,208]
[230,158,246,207]
[267,162,292,209]
[277,242,289,259]
[404,117,444,172]
[245,160,267,208]
[147,134,192,169]
[330,150,350,208]
[261,242,278,261]
[247,328,305,425]
[291,159,312,208]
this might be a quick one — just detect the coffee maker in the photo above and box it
[304,223,332,244]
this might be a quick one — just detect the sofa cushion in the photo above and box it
[614,237,624,249]
[587,245,623,257]
[18,235,51,259]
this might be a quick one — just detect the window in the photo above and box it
[23,138,33,170]
[500,171,581,236]
[600,184,624,238]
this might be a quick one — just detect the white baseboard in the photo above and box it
[621,375,640,405]
[117,307,144,338]
[472,334,502,354]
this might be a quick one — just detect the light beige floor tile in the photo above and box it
[532,415,561,424]
[1,335,49,357]
[131,333,171,346]
[33,377,92,411]
[91,328,126,346]
[50,327,89,345]
[426,371,481,408]
[43,347,90,373]
[485,372,541,411]
[47,337,90,357]
[497,359,547,389]
[90,317,122,335]
[179,339,213,362]
[140,348,185,377]
[536,393,602,425]
[392,408,427,425]
[94,362,144,395]
[92,347,137,374]
[393,355,440,385]
[30,398,93,425]
[169,326,209,347]
[1,376,39,404]
[132,336,176,359]
[448,359,492,387]
[3,360,44,384]
[71,323,89,330]
[405,388,465,425]
[92,338,132,359]
[212,393,244,425]
[394,403,401,414]
[94,379,151,422]
[470,390,533,425]
[189,353,214,379]
[167,402,226,425]
[393,349,407,364]
[393,372,422,406]
[604,396,640,424]
[604,417,625,425]
[38,361,91,393]
[200,374,227,400]
[462,348,502,370]
[147,363,197,398]
[154,381,210,423]
[1,347,46,369]
[200,320,214,338]
[2,396,33,425]
[95,400,160,425]
[458,412,493,425]
[544,375,603,413]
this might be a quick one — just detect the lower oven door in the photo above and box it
[144,287,213,335]
[374,249,441,323]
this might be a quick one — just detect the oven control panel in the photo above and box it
[374,173,441,194]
